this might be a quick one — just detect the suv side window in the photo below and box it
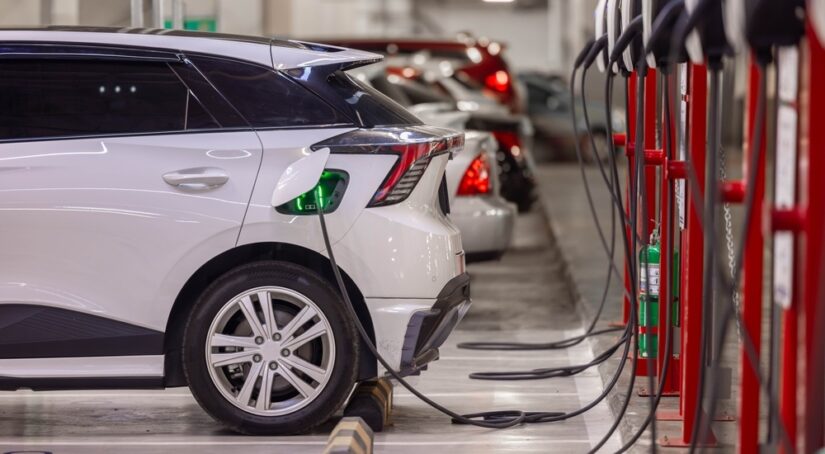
[0,59,218,141]
[189,55,352,128]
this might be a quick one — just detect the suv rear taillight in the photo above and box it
[313,127,464,207]
[457,154,491,196]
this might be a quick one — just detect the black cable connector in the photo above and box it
[610,15,644,65]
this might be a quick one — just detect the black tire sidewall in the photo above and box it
[182,260,358,435]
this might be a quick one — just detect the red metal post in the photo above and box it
[798,20,825,454]
[660,62,711,447]
[769,44,802,454]
[643,69,657,238]
[632,69,659,378]
[621,74,638,328]
[657,70,680,396]
[680,61,710,445]
[738,56,767,454]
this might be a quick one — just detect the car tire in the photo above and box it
[182,260,358,435]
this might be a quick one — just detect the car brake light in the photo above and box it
[457,153,491,196]
[492,130,524,163]
[313,127,464,207]
[484,70,511,93]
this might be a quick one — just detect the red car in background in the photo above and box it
[319,37,521,113]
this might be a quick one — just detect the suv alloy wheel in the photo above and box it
[182,261,358,434]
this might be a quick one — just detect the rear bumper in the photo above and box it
[451,195,515,258]
[399,273,471,375]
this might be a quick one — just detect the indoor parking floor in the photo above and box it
[0,213,621,453]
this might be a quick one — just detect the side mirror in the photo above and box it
[271,148,331,207]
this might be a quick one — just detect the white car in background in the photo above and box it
[410,107,516,261]
[350,66,516,261]
[0,28,470,435]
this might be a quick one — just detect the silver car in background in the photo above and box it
[411,104,515,261]
[350,66,516,261]
[443,130,515,261]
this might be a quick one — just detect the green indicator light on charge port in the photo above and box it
[278,170,348,215]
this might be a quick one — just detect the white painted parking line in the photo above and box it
[0,439,593,447]
[438,355,574,361]
[0,441,328,446]
[566,331,623,452]
[393,392,580,398]
[0,393,194,398]
[377,440,591,446]
[0,391,582,399]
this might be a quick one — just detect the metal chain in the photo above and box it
[719,144,743,341]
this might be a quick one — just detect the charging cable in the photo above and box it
[459,36,635,383]
[656,3,793,450]
[458,34,625,356]
[316,196,651,434]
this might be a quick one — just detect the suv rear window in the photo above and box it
[189,55,351,129]
[323,70,423,127]
[0,59,215,140]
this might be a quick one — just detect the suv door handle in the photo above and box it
[163,167,229,189]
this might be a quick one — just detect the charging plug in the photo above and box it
[620,0,645,70]
[595,0,610,72]
[724,0,804,60]
[643,0,686,68]
[684,0,731,68]
[607,0,626,74]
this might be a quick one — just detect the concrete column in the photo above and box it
[131,0,143,26]
[53,0,80,25]
[40,0,53,25]
[171,0,183,29]
[263,0,292,36]
[152,0,164,27]
[546,0,565,72]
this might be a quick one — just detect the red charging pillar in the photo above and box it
[656,69,681,397]
[631,69,659,378]
[732,55,767,454]
[796,19,825,454]
[619,75,638,328]
[770,21,825,453]
[771,42,800,454]
[660,62,712,447]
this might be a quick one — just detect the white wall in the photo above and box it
[415,1,550,72]
[4,0,596,76]
[0,0,41,26]
[282,0,411,38]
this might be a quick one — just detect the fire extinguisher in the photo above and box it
[638,230,661,358]
[638,229,681,358]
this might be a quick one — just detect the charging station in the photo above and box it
[0,1,823,453]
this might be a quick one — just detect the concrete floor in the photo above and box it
[536,162,743,452]
[0,212,621,453]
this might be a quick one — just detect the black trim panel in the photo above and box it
[0,305,164,359]
[398,273,471,375]
[0,376,164,391]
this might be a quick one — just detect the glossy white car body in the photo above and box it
[0,28,467,395]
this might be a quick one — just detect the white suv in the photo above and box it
[0,28,469,435]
